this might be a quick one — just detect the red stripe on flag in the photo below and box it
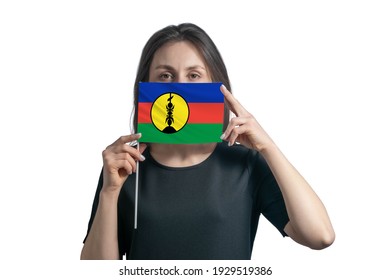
[137,102,224,124]
[138,102,152,123]
[188,103,224,123]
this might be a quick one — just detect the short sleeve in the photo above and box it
[82,169,127,258]
[259,172,289,236]
[82,169,104,243]
[253,154,289,237]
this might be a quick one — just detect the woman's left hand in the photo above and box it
[220,85,274,152]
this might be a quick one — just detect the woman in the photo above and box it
[81,23,335,260]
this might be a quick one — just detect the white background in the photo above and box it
[1,0,389,279]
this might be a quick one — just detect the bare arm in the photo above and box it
[80,134,146,260]
[81,191,121,259]
[261,145,335,249]
[221,85,335,249]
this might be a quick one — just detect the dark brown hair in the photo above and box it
[132,23,231,132]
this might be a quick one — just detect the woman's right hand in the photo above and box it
[101,133,147,194]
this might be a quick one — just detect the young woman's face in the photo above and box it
[149,41,212,83]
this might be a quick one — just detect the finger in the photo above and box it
[116,144,148,171]
[226,124,250,146]
[120,160,135,175]
[115,133,142,145]
[119,144,146,162]
[220,85,247,117]
[103,149,135,172]
[117,153,137,172]
[225,125,240,146]
[221,116,246,140]
[230,124,249,146]
[228,128,239,146]
[119,159,134,175]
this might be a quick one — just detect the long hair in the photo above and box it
[132,23,232,132]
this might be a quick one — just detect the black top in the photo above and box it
[84,142,289,260]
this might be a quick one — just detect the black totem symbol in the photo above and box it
[162,93,177,133]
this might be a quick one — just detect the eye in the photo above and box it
[159,73,174,81]
[188,73,201,80]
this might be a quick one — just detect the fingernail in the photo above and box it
[221,84,226,90]
[140,155,146,161]
[128,140,138,147]
[220,133,226,140]
[228,141,233,147]
[136,133,142,138]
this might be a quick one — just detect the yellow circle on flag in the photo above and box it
[151,92,189,134]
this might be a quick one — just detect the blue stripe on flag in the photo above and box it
[138,82,224,103]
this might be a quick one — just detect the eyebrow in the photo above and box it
[154,65,206,71]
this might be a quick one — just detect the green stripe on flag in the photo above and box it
[138,123,223,144]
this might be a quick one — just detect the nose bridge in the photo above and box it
[175,73,186,83]
[173,67,187,83]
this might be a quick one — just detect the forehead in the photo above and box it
[151,41,207,68]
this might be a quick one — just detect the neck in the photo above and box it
[149,143,217,167]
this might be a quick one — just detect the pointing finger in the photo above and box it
[220,85,247,117]
[115,133,142,145]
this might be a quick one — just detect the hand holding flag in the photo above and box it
[101,134,147,193]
